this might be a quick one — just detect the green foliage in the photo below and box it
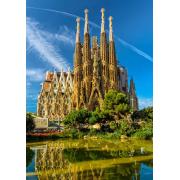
[89,109,100,124]
[58,92,153,140]
[26,147,34,167]
[26,112,35,132]
[131,107,153,139]
[102,90,130,118]
[69,128,79,138]
[132,107,153,122]
[88,107,111,125]
[89,128,97,136]
[109,121,117,130]
[111,129,122,138]
[115,103,130,115]
[133,121,153,139]
[64,109,90,128]
[115,120,134,136]
[119,120,129,135]
[89,116,98,125]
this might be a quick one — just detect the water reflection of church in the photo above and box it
[27,141,153,179]
[37,8,138,121]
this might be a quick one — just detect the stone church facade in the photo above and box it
[37,8,138,121]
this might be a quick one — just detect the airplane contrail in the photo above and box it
[27,6,153,62]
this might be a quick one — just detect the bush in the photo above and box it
[69,128,79,139]
[89,116,98,125]
[64,109,90,128]
[109,121,117,130]
[26,112,35,132]
[111,129,122,138]
[133,121,153,139]
[131,107,153,122]
[89,128,97,136]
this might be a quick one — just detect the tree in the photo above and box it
[26,112,35,132]
[131,107,153,122]
[102,90,130,120]
[88,107,110,125]
[131,107,153,139]
[133,121,153,139]
[64,109,90,129]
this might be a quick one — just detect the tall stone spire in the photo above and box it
[73,17,83,110]
[83,8,92,104]
[109,16,113,42]
[101,8,105,33]
[100,8,108,94]
[109,15,118,89]
[84,9,89,34]
[76,17,80,43]
[129,78,138,111]
[74,17,82,68]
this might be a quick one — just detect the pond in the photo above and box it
[26,139,153,180]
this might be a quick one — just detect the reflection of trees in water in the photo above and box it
[60,163,141,180]
[32,146,150,179]
[63,148,151,162]
[26,140,152,179]
[26,147,34,167]
[36,163,140,180]
[143,159,153,168]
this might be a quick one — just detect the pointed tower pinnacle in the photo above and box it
[129,78,139,111]
[76,17,80,43]
[84,9,89,34]
[53,69,57,81]
[109,16,113,41]
[101,8,105,33]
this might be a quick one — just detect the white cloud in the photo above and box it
[138,97,153,109]
[26,68,45,82]
[38,25,75,47]
[117,38,153,62]
[26,81,31,87]
[55,26,75,46]
[27,7,153,63]
[26,17,71,70]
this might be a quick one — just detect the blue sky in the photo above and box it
[26,0,153,112]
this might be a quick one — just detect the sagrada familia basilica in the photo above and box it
[37,8,138,121]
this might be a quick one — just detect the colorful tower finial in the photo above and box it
[76,17,80,43]
[109,16,113,41]
[84,9,89,34]
[101,8,105,33]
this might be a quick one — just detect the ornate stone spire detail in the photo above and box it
[84,9,89,34]
[109,16,113,41]
[101,8,105,33]
[76,17,80,43]
[129,78,139,111]
[59,68,65,92]
[53,70,57,81]
[67,67,73,90]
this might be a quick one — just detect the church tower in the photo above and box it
[73,17,82,109]
[100,8,109,94]
[129,78,138,111]
[108,16,118,90]
[37,8,139,120]
[82,9,92,104]
[89,37,103,110]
